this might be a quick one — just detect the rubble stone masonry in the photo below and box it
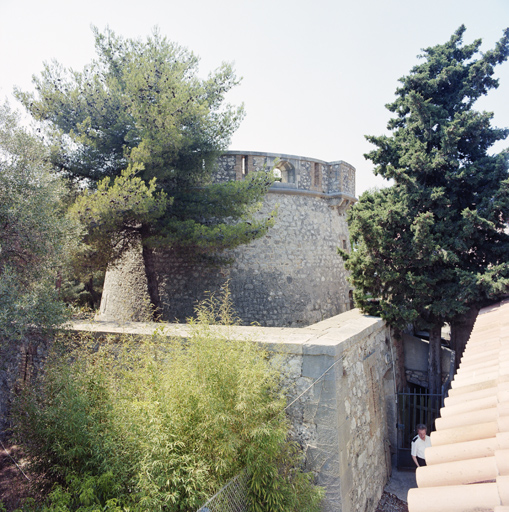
[279,312,395,512]
[1,309,396,512]
[99,152,357,326]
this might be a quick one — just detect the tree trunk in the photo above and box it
[84,275,97,309]
[428,325,442,394]
[141,244,161,320]
[139,225,162,320]
[392,329,407,392]
[450,306,479,370]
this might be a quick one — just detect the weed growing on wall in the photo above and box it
[12,293,323,511]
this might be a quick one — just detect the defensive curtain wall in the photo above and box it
[98,151,357,326]
[69,308,397,512]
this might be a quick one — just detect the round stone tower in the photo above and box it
[98,151,357,327]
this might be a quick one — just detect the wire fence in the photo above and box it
[196,469,249,512]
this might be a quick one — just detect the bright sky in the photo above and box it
[1,0,508,195]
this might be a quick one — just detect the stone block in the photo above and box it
[301,354,337,380]
[303,401,319,423]
[315,423,340,450]
[337,418,352,451]
[306,444,337,475]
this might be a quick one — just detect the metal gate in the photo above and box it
[396,387,444,470]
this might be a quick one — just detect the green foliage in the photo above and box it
[16,27,276,299]
[342,26,509,391]
[246,428,324,512]
[150,170,277,254]
[68,165,169,270]
[0,102,80,340]
[13,294,322,511]
[59,269,105,311]
[15,27,243,187]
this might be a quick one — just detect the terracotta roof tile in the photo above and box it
[408,299,509,512]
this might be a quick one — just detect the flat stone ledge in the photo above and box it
[71,309,384,357]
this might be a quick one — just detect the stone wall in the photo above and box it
[99,151,357,327]
[0,336,50,437]
[1,311,395,511]
[74,308,397,512]
[274,312,395,512]
[216,151,356,198]
[100,240,153,323]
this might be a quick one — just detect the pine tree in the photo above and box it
[16,28,275,314]
[342,26,509,393]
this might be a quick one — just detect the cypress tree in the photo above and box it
[342,26,509,393]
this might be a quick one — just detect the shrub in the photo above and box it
[12,294,323,511]
[0,102,80,341]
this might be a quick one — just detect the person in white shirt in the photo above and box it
[411,424,431,468]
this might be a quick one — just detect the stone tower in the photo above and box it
[98,151,356,326]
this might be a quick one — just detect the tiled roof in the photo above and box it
[408,299,509,512]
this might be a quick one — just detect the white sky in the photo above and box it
[1,0,508,195]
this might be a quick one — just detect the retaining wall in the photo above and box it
[73,308,397,512]
[0,336,49,437]
[277,311,396,512]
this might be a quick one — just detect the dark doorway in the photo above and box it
[396,384,444,470]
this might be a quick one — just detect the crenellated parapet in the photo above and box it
[215,151,356,214]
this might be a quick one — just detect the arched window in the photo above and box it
[275,161,295,184]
